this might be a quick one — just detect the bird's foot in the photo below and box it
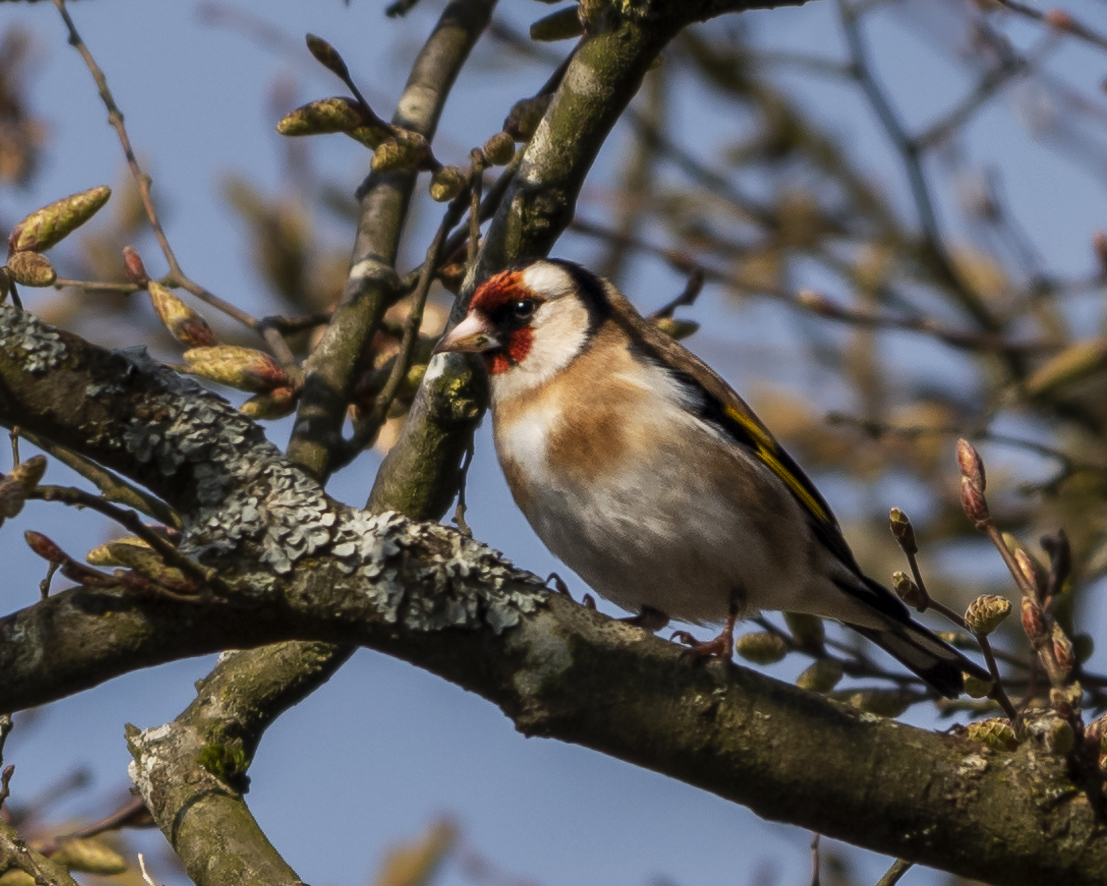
[546,572,571,596]
[619,606,670,632]
[673,610,738,661]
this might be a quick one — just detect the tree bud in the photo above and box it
[503,95,552,142]
[783,611,824,650]
[795,659,843,693]
[1020,597,1048,645]
[6,250,56,286]
[734,631,787,665]
[305,33,350,79]
[888,508,917,555]
[965,718,1019,751]
[9,185,111,253]
[370,129,436,173]
[25,530,66,564]
[891,570,926,609]
[183,346,291,392]
[529,6,583,41]
[956,438,986,491]
[240,386,299,420]
[429,165,468,202]
[481,131,516,166]
[149,282,217,348]
[960,476,989,525]
[122,245,149,286]
[964,594,1012,636]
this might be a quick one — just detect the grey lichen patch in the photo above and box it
[333,508,548,634]
[0,303,68,374]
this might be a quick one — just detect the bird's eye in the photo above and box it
[512,300,535,321]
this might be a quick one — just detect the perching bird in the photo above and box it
[434,258,990,698]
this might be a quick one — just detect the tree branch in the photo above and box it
[1,304,1105,886]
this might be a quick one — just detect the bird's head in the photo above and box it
[433,259,610,396]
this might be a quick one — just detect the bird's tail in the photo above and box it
[849,617,992,700]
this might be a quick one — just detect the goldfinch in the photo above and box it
[435,258,990,698]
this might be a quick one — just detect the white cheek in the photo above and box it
[489,296,590,404]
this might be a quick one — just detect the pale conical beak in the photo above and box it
[433,312,500,355]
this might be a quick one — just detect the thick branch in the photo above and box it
[287,0,496,482]
[0,306,1105,885]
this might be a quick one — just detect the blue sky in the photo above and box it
[2,1,1106,885]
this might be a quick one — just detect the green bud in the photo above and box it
[965,718,1019,751]
[183,346,291,393]
[429,165,468,202]
[964,594,1012,636]
[240,386,299,420]
[795,658,843,693]
[734,631,787,665]
[530,6,583,41]
[9,185,111,253]
[481,131,516,166]
[6,250,56,286]
[371,129,436,173]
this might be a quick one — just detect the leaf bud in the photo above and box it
[240,386,299,420]
[1013,547,1044,598]
[277,97,365,136]
[8,455,46,490]
[50,838,128,876]
[795,658,843,693]
[529,6,584,41]
[481,131,516,166]
[183,346,291,392]
[1024,339,1107,399]
[503,95,552,142]
[650,316,700,341]
[429,165,468,202]
[845,689,910,718]
[25,530,67,564]
[888,508,917,555]
[960,476,989,525]
[734,631,787,665]
[962,674,993,699]
[148,282,217,348]
[5,251,56,286]
[783,611,824,651]
[371,129,436,173]
[964,594,1012,636]
[1020,597,1048,645]
[0,477,26,519]
[9,185,111,253]
[965,718,1019,751]
[86,536,151,567]
[305,33,350,80]
[956,438,986,492]
[1051,623,1076,675]
[891,570,926,609]
[122,245,149,286]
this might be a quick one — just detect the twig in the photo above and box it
[0,716,11,768]
[649,268,705,321]
[452,440,474,537]
[28,484,226,597]
[342,185,472,463]
[570,217,1055,354]
[18,428,180,528]
[874,858,913,886]
[52,0,301,380]
[837,0,1002,334]
[809,833,821,886]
